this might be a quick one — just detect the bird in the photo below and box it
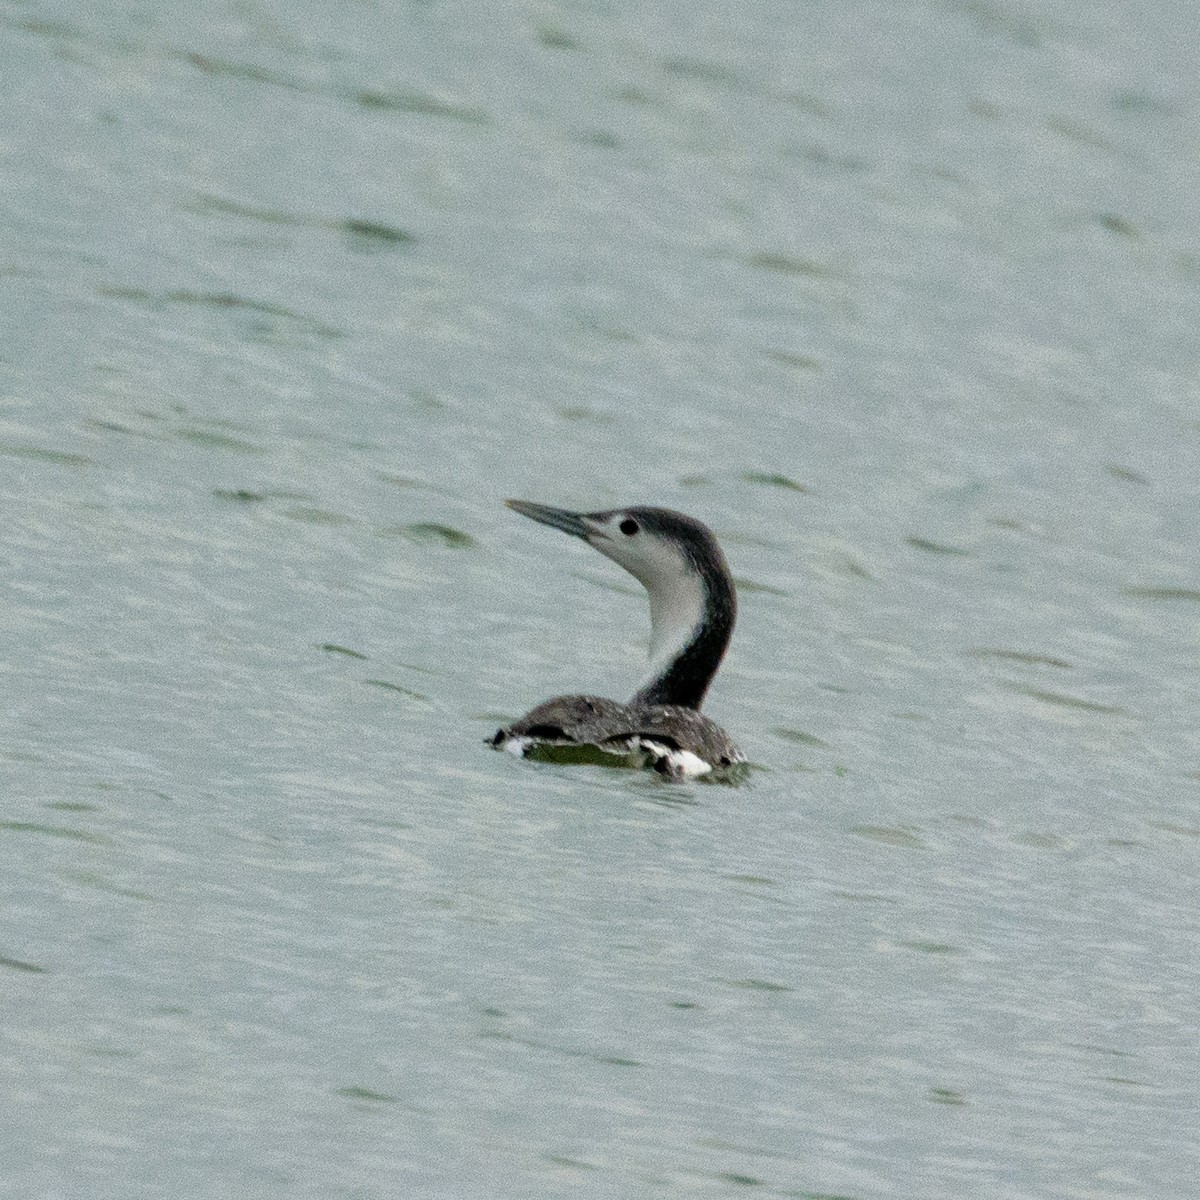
[489,499,745,780]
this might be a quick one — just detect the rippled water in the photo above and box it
[4,0,1200,1196]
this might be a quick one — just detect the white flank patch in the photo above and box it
[666,749,713,778]
[503,736,532,758]
[636,739,713,779]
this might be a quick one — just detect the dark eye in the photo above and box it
[619,518,639,536]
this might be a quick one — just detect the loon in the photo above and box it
[489,500,744,780]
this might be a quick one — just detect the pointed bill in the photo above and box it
[505,499,591,539]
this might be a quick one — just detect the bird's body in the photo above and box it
[489,500,744,780]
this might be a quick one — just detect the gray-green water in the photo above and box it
[4,0,1200,1196]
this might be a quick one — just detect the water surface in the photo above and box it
[3,0,1200,1196]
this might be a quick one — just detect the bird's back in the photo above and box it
[491,694,744,779]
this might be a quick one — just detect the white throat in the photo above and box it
[643,569,705,686]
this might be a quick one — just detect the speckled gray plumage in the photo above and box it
[490,694,744,779]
